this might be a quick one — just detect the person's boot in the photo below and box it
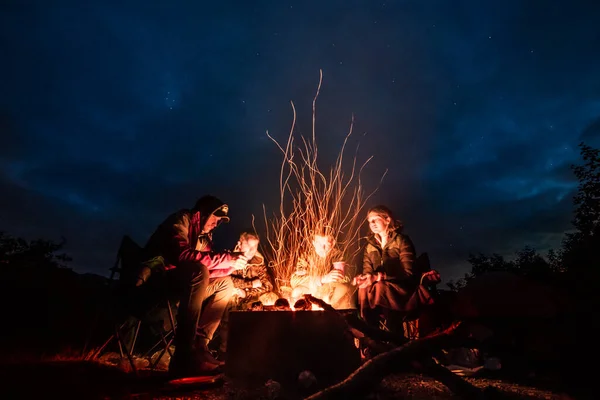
[168,349,222,378]
[196,338,225,366]
[214,340,227,365]
[198,347,225,367]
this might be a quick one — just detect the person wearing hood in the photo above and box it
[355,205,424,330]
[143,195,247,377]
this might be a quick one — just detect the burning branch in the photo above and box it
[260,70,387,295]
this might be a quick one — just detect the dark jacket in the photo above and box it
[362,229,417,284]
[143,196,234,274]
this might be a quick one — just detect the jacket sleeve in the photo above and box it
[362,244,375,275]
[209,267,235,278]
[231,272,254,289]
[170,214,233,270]
[397,235,416,281]
[245,264,274,297]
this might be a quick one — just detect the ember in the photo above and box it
[246,296,325,312]
[273,298,291,311]
[293,298,311,310]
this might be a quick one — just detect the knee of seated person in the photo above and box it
[221,276,235,295]
[366,280,386,295]
[179,261,210,284]
[292,286,308,298]
[374,280,387,288]
[335,282,352,293]
[224,276,234,289]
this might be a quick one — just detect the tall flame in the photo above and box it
[257,70,387,297]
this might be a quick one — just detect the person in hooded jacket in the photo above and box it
[355,205,433,330]
[143,195,247,377]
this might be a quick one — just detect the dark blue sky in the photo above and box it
[1,0,599,282]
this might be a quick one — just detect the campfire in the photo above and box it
[257,70,386,306]
[244,295,325,311]
[226,71,384,388]
[225,298,361,386]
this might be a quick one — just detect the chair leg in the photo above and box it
[148,300,178,370]
[128,320,142,357]
[165,299,177,357]
[143,319,175,358]
[114,324,138,375]
[92,332,115,360]
[166,299,177,335]
[91,320,128,360]
[96,299,178,372]
[149,329,176,370]
[143,330,168,359]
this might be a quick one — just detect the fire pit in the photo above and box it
[225,309,360,385]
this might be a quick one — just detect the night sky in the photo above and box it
[2,1,599,283]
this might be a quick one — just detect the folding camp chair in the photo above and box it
[403,253,442,339]
[91,235,177,372]
[376,253,441,340]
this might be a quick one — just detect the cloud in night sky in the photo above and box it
[1,0,600,282]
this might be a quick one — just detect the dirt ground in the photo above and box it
[145,374,575,400]
[0,360,585,400]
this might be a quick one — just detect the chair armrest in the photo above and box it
[420,270,441,285]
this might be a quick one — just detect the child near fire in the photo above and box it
[216,231,277,357]
[290,233,355,309]
[229,231,276,306]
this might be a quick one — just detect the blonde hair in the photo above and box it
[239,230,260,242]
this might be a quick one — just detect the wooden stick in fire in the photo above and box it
[303,294,408,346]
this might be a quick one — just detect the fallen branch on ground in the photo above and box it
[304,322,485,400]
[303,295,485,400]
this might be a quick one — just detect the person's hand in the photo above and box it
[354,273,376,289]
[321,269,344,284]
[361,273,376,288]
[376,271,387,282]
[232,254,248,270]
[234,288,246,298]
[252,278,262,289]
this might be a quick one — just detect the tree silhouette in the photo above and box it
[446,246,555,290]
[0,231,72,270]
[571,143,600,237]
[558,143,600,299]
[447,142,599,291]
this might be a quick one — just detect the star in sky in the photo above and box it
[1,0,599,283]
